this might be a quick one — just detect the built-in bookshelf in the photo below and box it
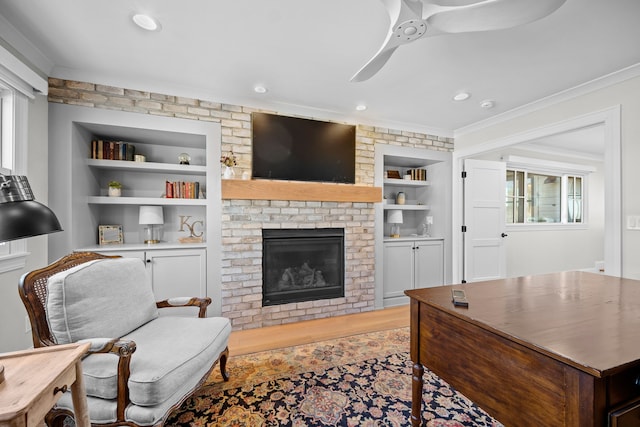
[48,103,221,261]
[48,103,223,315]
[373,145,453,309]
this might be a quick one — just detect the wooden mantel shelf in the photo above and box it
[221,179,382,203]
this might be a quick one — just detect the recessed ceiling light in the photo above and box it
[132,14,160,31]
[480,99,495,109]
[254,85,268,94]
[453,92,470,101]
[355,104,367,111]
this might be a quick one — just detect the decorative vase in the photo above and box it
[223,166,235,179]
[108,187,121,197]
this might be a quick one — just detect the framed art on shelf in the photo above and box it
[386,170,401,179]
[98,225,123,245]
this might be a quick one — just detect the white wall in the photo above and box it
[456,75,640,279]
[504,173,604,276]
[0,93,51,352]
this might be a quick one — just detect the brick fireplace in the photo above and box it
[262,228,345,306]
[221,182,377,330]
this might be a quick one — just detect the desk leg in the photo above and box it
[411,362,424,427]
[70,360,91,427]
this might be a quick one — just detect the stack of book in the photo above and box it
[90,140,136,161]
[406,168,427,181]
[165,181,201,199]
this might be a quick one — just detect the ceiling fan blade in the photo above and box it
[350,45,400,82]
[350,0,566,82]
[427,0,567,33]
[350,0,427,82]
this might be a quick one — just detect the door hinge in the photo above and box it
[461,171,467,179]
[461,225,467,232]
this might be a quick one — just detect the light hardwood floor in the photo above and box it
[228,305,409,356]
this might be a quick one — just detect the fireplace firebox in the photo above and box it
[262,228,345,306]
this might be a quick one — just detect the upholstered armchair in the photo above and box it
[18,252,231,427]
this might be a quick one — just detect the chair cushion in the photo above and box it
[81,315,231,406]
[57,343,224,426]
[46,258,159,344]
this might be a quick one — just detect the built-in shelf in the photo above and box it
[76,242,206,252]
[222,179,382,203]
[383,204,431,210]
[87,159,206,175]
[383,179,430,187]
[383,236,443,242]
[87,196,206,206]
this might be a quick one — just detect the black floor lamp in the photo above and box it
[0,174,62,382]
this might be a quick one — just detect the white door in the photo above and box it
[463,159,507,282]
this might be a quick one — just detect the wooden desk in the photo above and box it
[0,343,90,427]
[406,271,640,427]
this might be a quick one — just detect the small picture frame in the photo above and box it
[386,170,401,179]
[98,225,124,245]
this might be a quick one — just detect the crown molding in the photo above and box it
[0,14,53,80]
[454,63,640,138]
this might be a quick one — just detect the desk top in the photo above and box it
[0,343,89,422]
[405,271,640,377]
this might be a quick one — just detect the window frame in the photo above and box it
[0,79,30,273]
[505,161,590,232]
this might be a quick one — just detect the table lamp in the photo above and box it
[387,209,403,238]
[0,175,62,383]
[139,205,163,244]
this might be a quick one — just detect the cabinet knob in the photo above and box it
[146,259,151,263]
[501,233,509,238]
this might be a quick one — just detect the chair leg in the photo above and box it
[220,347,230,381]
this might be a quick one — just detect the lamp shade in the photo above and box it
[0,175,62,242]
[387,209,403,224]
[139,206,164,225]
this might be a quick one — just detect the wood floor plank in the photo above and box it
[228,305,409,356]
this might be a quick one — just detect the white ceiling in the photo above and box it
[1,0,639,138]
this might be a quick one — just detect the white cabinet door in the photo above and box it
[383,241,414,300]
[146,249,206,299]
[92,250,150,287]
[383,239,444,306]
[146,248,207,317]
[414,240,444,288]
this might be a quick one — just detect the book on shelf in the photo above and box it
[165,181,201,199]
[90,140,136,161]
[406,168,427,181]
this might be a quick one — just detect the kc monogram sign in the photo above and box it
[178,215,204,243]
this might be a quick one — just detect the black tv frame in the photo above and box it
[251,112,356,184]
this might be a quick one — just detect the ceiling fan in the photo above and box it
[351,0,567,82]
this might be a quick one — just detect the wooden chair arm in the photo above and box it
[156,297,212,318]
[79,338,137,356]
[78,338,136,420]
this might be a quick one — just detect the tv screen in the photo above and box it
[252,112,356,184]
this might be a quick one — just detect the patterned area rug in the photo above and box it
[166,328,503,426]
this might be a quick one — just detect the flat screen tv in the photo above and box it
[252,112,356,184]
